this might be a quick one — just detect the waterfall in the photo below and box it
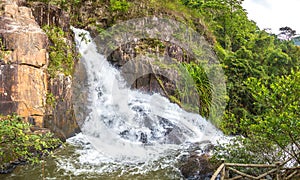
[60,27,225,175]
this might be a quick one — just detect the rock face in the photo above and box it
[180,153,214,179]
[0,0,48,126]
[72,60,90,128]
[107,41,195,106]
[0,0,79,140]
[44,73,80,140]
[29,2,70,31]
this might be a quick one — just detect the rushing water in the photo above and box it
[1,28,226,179]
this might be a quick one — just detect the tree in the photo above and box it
[245,70,300,163]
[278,26,296,40]
[216,70,300,165]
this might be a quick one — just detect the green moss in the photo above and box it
[133,39,166,55]
[46,93,56,108]
[110,0,131,12]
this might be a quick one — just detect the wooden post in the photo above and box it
[221,159,226,180]
[211,163,225,180]
[221,164,226,180]
[225,168,229,179]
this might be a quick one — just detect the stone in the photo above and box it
[0,64,47,126]
[72,60,90,128]
[180,154,215,180]
[29,2,70,32]
[44,73,80,141]
[0,0,48,127]
[0,1,48,67]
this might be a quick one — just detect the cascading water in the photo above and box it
[56,27,226,177]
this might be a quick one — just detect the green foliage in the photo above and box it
[180,0,300,165]
[0,115,61,170]
[46,93,56,108]
[180,0,300,135]
[110,0,130,12]
[43,26,76,77]
[245,70,300,162]
[181,0,256,51]
[215,70,300,165]
[181,62,212,117]
[220,31,299,134]
[27,0,82,10]
[0,37,9,61]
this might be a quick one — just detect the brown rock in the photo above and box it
[29,2,70,32]
[0,65,47,126]
[180,154,215,179]
[72,60,90,128]
[0,0,48,127]
[44,73,80,141]
[0,1,48,67]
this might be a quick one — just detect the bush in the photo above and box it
[110,0,130,12]
[43,26,77,77]
[0,115,61,172]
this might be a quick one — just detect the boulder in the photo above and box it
[180,153,215,180]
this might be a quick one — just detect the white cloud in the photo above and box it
[242,0,300,35]
[251,0,270,7]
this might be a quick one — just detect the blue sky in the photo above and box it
[242,0,300,35]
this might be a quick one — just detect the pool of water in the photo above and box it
[0,133,187,180]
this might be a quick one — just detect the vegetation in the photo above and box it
[214,70,300,165]
[181,62,212,116]
[25,0,299,169]
[46,93,56,108]
[179,0,300,165]
[110,0,131,12]
[43,26,77,77]
[0,115,61,171]
[0,37,9,61]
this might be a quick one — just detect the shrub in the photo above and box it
[0,115,61,172]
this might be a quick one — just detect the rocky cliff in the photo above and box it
[0,0,213,140]
[0,0,48,126]
[0,0,78,140]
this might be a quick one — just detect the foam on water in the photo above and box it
[57,27,226,176]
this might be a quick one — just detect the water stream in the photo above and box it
[1,28,226,179]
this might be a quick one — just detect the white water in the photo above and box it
[58,27,226,175]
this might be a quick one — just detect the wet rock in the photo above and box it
[180,154,215,180]
[72,60,90,129]
[139,132,148,143]
[177,141,217,180]
[107,43,183,97]
[0,163,17,174]
[0,159,27,174]
[120,130,130,138]
[29,126,51,135]
[158,117,186,144]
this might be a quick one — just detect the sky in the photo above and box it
[242,0,300,35]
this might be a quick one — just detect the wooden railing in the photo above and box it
[211,158,300,180]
